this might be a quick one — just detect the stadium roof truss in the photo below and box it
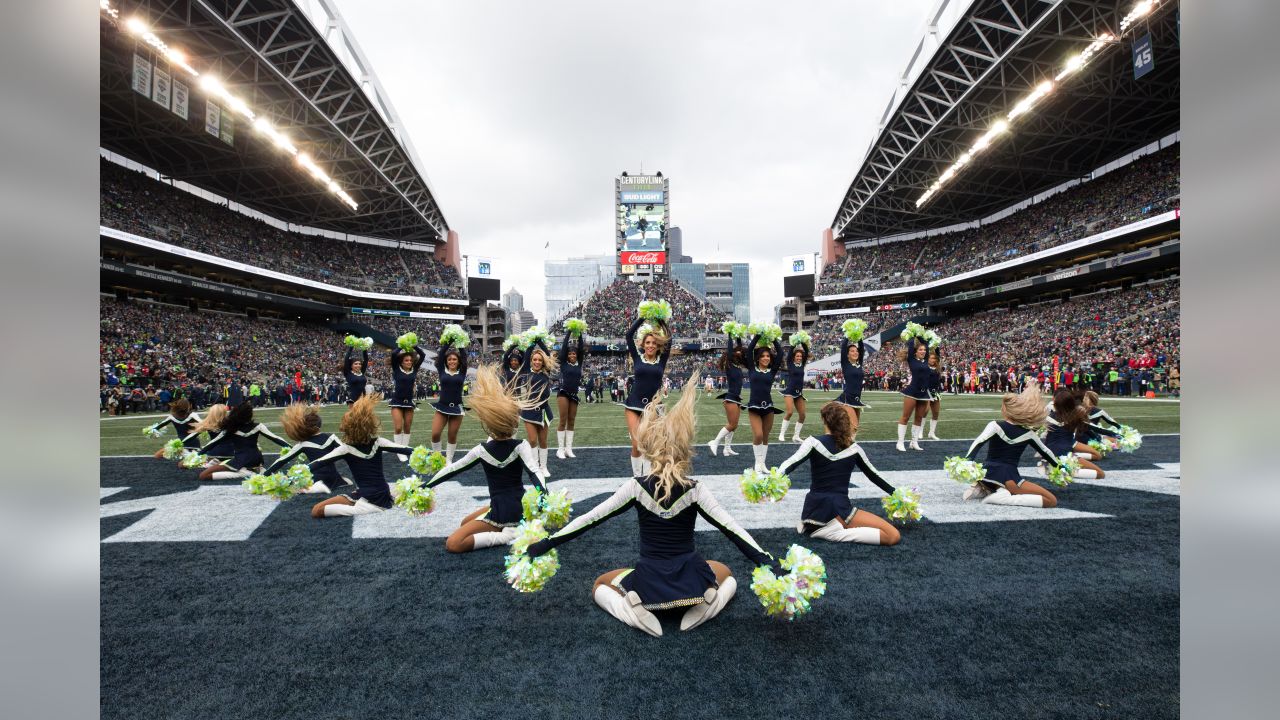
[831,0,1180,241]
[101,0,448,243]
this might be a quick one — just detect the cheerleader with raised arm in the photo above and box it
[195,401,289,481]
[501,344,523,385]
[926,349,943,440]
[555,329,586,460]
[523,372,779,637]
[1042,389,1113,480]
[388,341,426,449]
[744,331,785,472]
[261,403,352,493]
[306,393,414,518]
[778,340,810,443]
[517,335,558,477]
[706,332,746,457]
[832,334,868,431]
[777,404,901,545]
[896,335,932,452]
[961,384,1066,508]
[623,315,672,477]
[147,398,201,460]
[342,344,370,404]
[421,366,546,553]
[430,342,470,464]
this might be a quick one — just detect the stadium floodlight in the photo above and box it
[1121,1,1159,32]
[125,17,146,35]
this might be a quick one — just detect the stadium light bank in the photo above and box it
[101,0,359,211]
[915,0,1164,209]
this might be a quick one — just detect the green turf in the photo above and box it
[100,390,1180,456]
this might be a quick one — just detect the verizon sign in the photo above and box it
[620,250,666,265]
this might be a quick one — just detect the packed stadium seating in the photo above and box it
[817,144,1180,294]
[100,158,466,299]
[548,276,732,338]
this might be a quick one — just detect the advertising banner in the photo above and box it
[619,250,666,266]
[131,54,152,97]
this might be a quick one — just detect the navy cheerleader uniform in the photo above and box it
[199,421,289,472]
[778,435,896,532]
[781,344,808,400]
[834,337,868,409]
[525,475,774,610]
[714,336,746,407]
[557,331,586,403]
[744,335,785,415]
[432,347,468,417]
[929,366,943,402]
[147,412,203,449]
[501,346,523,385]
[264,431,348,490]
[623,318,672,412]
[965,420,1063,490]
[343,347,369,404]
[389,346,426,409]
[1070,411,1122,448]
[1088,407,1123,430]
[307,437,414,511]
[192,427,233,460]
[517,338,554,425]
[900,337,933,402]
[424,438,546,527]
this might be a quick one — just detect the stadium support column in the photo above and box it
[438,230,462,277]
[821,228,845,266]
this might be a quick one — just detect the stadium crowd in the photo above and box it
[100,158,465,299]
[548,277,732,338]
[818,144,1181,294]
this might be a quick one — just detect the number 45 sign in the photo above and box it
[1133,34,1154,79]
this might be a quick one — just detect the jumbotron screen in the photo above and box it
[617,175,666,252]
[783,274,816,298]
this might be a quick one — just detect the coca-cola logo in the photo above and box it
[620,251,665,264]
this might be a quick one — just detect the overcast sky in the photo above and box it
[331,0,934,322]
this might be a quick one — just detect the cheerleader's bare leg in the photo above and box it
[780,396,796,441]
[910,402,928,450]
[1074,441,1103,462]
[444,415,462,462]
[844,405,862,439]
[626,409,646,476]
[592,569,663,637]
[708,402,741,456]
[982,479,1057,508]
[199,463,251,481]
[459,505,490,525]
[679,560,737,632]
[445,518,516,553]
[402,408,415,437]
[391,407,406,436]
[430,411,447,453]
[1074,456,1105,479]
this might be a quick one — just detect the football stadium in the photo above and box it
[98,1,1181,717]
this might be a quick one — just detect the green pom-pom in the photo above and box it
[1046,454,1082,487]
[161,439,185,460]
[740,468,791,504]
[751,545,827,621]
[408,446,446,475]
[923,329,942,349]
[720,320,747,338]
[841,318,868,342]
[439,324,470,349]
[286,464,313,489]
[881,486,922,523]
[564,318,588,337]
[1087,438,1110,458]
[944,456,987,485]
[178,451,208,469]
[637,299,673,322]
[242,473,270,495]
[788,331,812,348]
[393,476,437,516]
[243,471,305,501]
[502,336,519,351]
[1116,425,1143,453]
[520,487,574,529]
[396,331,419,352]
[900,322,927,342]
[143,425,166,439]
[521,487,542,522]
[747,322,783,345]
[503,520,560,593]
[344,335,374,351]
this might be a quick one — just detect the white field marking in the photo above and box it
[1067,464,1181,495]
[101,487,129,499]
[101,486,281,542]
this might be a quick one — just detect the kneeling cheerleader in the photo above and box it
[707,326,746,457]
[776,403,902,546]
[1043,388,1120,480]
[195,401,289,481]
[306,393,414,518]
[421,365,547,553]
[261,403,352,494]
[146,398,201,460]
[186,403,231,465]
[523,371,780,637]
[960,384,1068,508]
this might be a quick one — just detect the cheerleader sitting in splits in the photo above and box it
[744,333,785,472]
[261,403,352,493]
[186,403,231,466]
[517,337,558,477]
[832,335,868,431]
[421,366,546,552]
[778,341,809,443]
[896,335,932,452]
[307,393,414,518]
[195,402,289,481]
[389,342,427,449]
[1042,389,1115,480]
[148,398,201,460]
[777,404,901,545]
[524,371,779,637]
[342,345,370,404]
[430,343,469,463]
[707,333,746,456]
[555,330,586,460]
[962,384,1067,508]
[623,316,672,477]
[926,349,943,440]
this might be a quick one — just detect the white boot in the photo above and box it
[722,431,739,455]
[707,427,729,456]
[323,497,385,517]
[982,488,1045,507]
[431,440,441,454]
[792,422,803,442]
[446,443,457,464]
[910,424,924,451]
[539,448,551,478]
[640,457,653,476]
[394,434,409,460]
[556,431,567,460]
[810,518,880,544]
[470,526,517,549]
[928,419,940,440]
[896,423,907,452]
[565,431,576,458]
[680,577,738,632]
[777,420,789,442]
[752,444,767,472]
[592,585,662,637]
[301,480,332,494]
[630,455,644,477]
[211,469,251,481]
[1074,468,1099,479]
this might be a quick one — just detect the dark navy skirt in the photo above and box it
[833,396,867,409]
[432,400,466,416]
[479,491,523,528]
[388,392,418,409]
[224,449,264,472]
[618,551,717,610]
[556,390,580,404]
[519,403,554,426]
[747,402,783,416]
[345,484,394,509]
[716,392,744,407]
[799,491,855,531]
[980,461,1024,489]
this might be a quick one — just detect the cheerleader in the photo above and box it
[778,341,809,443]
[195,401,289,481]
[388,341,427,449]
[262,403,352,493]
[147,398,201,460]
[186,403,231,464]
[896,335,931,452]
[777,404,901,545]
[422,366,546,552]
[706,333,746,457]
[306,393,414,517]
[517,337,558,477]
[926,349,943,440]
[1082,390,1123,430]
[1042,389,1112,480]
[342,344,370,404]
[555,330,586,460]
[961,384,1066,508]
[523,372,779,637]
[501,344,523,385]
[430,343,469,463]
[832,334,868,431]
[744,332,785,472]
[623,316,672,477]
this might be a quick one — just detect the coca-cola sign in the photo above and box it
[619,251,666,265]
